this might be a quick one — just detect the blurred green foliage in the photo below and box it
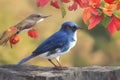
[0,0,120,67]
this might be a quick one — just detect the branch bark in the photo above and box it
[0,65,120,80]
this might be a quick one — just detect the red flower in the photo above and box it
[8,27,17,32]
[90,7,99,15]
[37,0,49,7]
[88,15,103,30]
[9,34,20,48]
[104,0,115,4]
[117,2,120,10]
[103,3,116,16]
[81,0,100,24]
[89,0,100,8]
[50,0,60,9]
[68,1,78,11]
[75,0,89,8]
[107,19,116,35]
[82,8,91,23]
[107,16,120,35]
[112,16,120,30]
[28,29,39,38]
[82,7,99,24]
[61,0,70,3]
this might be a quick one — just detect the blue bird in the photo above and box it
[18,21,81,69]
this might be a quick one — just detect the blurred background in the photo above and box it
[0,0,120,67]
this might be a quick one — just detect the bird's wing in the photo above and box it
[32,31,68,56]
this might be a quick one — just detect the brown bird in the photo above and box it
[0,13,50,45]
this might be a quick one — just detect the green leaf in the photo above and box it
[61,6,66,18]
[113,10,120,19]
[100,0,105,8]
[101,14,110,28]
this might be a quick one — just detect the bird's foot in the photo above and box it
[53,66,68,70]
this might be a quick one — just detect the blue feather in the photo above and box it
[18,54,35,65]
[32,31,68,56]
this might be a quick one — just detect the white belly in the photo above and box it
[69,31,77,49]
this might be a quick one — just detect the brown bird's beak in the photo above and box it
[41,15,51,18]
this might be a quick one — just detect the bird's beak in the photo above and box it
[77,26,83,30]
[41,15,51,18]
[36,15,51,23]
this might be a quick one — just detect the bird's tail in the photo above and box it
[18,54,35,65]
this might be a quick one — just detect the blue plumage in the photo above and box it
[18,21,80,69]
[33,31,68,55]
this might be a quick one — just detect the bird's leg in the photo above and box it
[48,59,58,67]
[55,57,68,70]
[56,59,62,67]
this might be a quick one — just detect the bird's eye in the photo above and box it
[66,26,71,29]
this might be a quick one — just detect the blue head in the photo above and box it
[60,22,79,34]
